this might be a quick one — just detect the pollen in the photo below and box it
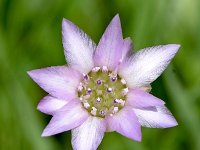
[77,67,128,118]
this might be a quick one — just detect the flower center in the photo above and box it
[77,66,128,118]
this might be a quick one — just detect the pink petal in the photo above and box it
[106,107,141,141]
[119,44,180,88]
[62,18,96,74]
[28,66,81,100]
[42,100,89,136]
[94,14,125,70]
[133,106,178,128]
[37,96,67,115]
[72,117,106,150]
[126,89,165,108]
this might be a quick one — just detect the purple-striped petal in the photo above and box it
[28,66,81,100]
[119,44,180,88]
[62,19,96,74]
[42,100,89,136]
[133,106,178,128]
[71,117,106,150]
[106,107,141,141]
[37,96,67,115]
[94,14,124,70]
[126,89,165,108]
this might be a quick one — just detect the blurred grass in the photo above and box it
[0,0,200,150]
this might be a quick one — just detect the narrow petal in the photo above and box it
[72,117,106,150]
[37,96,67,115]
[62,18,96,73]
[119,44,180,88]
[28,66,81,100]
[94,14,124,70]
[42,100,89,136]
[126,89,165,108]
[106,107,141,141]
[133,106,178,128]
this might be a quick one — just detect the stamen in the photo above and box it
[79,97,83,101]
[83,102,90,109]
[99,110,106,116]
[102,66,108,72]
[87,88,92,94]
[121,78,126,85]
[96,97,101,102]
[91,107,97,116]
[96,79,102,85]
[77,83,83,91]
[111,77,117,82]
[92,67,100,72]
[107,87,113,93]
[113,107,119,114]
[118,99,125,106]
[78,85,83,91]
[122,88,129,96]
[113,99,119,104]
[83,74,89,80]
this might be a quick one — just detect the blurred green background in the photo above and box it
[0,0,200,150]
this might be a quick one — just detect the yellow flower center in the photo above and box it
[77,66,128,118]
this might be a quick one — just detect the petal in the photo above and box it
[42,100,89,136]
[28,66,81,100]
[106,107,141,141]
[72,117,106,150]
[119,44,180,88]
[37,96,67,115]
[120,37,133,63]
[126,89,165,108]
[94,14,124,70]
[133,106,178,128]
[62,18,96,74]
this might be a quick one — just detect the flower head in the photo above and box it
[28,14,180,150]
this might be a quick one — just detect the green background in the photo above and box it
[0,0,200,150]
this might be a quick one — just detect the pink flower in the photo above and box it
[28,14,180,150]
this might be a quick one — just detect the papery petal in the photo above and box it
[42,100,89,136]
[106,107,141,141]
[133,106,178,128]
[62,19,96,74]
[72,117,106,150]
[28,66,81,100]
[119,44,180,88]
[94,14,124,70]
[37,96,67,115]
[126,89,165,108]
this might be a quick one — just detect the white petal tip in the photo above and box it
[166,120,178,128]
[62,18,70,26]
[166,44,181,53]
[114,13,120,18]
[134,136,142,142]
[112,14,120,23]
[41,129,56,137]
[62,18,75,32]
[27,70,34,77]
[41,131,49,137]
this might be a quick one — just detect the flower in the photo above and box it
[28,14,180,150]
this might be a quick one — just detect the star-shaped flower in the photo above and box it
[28,14,180,150]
